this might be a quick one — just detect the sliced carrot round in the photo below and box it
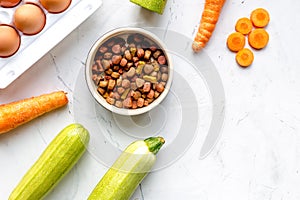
[226,32,245,52]
[250,8,270,28]
[227,32,246,52]
[248,28,269,49]
[235,48,254,67]
[235,17,253,35]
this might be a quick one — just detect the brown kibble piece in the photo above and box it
[123,98,133,108]
[136,78,145,88]
[104,52,113,59]
[112,44,121,54]
[144,64,154,74]
[137,48,145,58]
[131,82,137,90]
[99,80,108,88]
[137,98,144,107]
[102,59,111,70]
[117,87,125,94]
[120,58,128,67]
[122,79,131,88]
[154,91,160,98]
[112,55,122,65]
[97,87,106,95]
[147,89,155,99]
[160,66,168,73]
[153,50,161,58]
[111,72,120,79]
[106,97,115,105]
[158,55,166,65]
[126,67,136,78]
[132,91,142,100]
[107,79,116,90]
[156,83,165,93]
[115,100,123,108]
[144,50,151,60]
[161,73,168,82]
[124,50,132,60]
[99,46,108,53]
[111,92,120,100]
[132,101,138,109]
[143,100,149,106]
[143,82,151,93]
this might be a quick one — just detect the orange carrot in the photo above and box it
[235,48,254,67]
[248,28,269,49]
[0,91,68,134]
[192,0,226,52]
[226,32,245,52]
[235,17,253,35]
[250,8,270,28]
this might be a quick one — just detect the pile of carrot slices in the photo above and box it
[226,8,270,68]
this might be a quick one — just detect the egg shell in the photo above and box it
[13,3,47,35]
[0,0,21,8]
[0,24,21,58]
[39,0,72,14]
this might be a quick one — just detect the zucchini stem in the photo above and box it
[144,136,165,155]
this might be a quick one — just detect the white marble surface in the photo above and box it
[1,0,300,199]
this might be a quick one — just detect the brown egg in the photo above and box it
[0,0,21,8]
[0,25,21,58]
[39,0,72,14]
[13,3,46,35]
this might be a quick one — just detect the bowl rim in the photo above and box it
[85,27,173,116]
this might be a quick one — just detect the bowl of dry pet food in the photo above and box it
[85,27,173,115]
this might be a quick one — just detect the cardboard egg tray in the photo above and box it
[0,0,102,89]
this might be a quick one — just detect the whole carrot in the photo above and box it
[192,0,226,52]
[0,91,68,134]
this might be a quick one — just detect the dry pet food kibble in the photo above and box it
[91,33,169,109]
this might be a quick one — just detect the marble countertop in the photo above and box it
[1,0,300,199]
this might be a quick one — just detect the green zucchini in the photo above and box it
[88,136,165,200]
[130,0,167,14]
[9,123,90,200]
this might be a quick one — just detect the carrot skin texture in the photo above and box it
[192,0,226,52]
[0,91,68,134]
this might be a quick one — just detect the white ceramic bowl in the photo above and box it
[85,27,173,116]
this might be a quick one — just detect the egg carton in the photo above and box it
[0,0,102,89]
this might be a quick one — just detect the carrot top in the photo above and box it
[250,8,270,28]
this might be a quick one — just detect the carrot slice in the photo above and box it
[235,48,254,67]
[250,8,270,28]
[0,91,68,134]
[235,17,253,35]
[248,28,269,49]
[226,32,245,52]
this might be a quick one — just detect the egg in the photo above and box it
[0,0,21,8]
[13,3,46,35]
[0,25,21,58]
[39,0,72,14]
